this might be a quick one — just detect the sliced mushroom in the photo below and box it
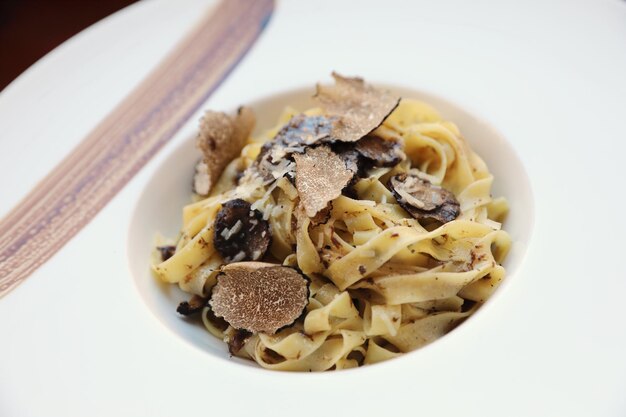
[209,262,310,334]
[293,145,354,218]
[354,135,405,167]
[176,294,207,316]
[388,173,460,223]
[194,107,255,195]
[314,72,400,142]
[213,199,271,263]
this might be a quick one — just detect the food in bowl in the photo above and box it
[152,73,511,371]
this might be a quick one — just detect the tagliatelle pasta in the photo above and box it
[152,75,511,371]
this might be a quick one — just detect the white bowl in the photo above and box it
[127,85,534,369]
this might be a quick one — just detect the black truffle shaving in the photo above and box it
[331,142,376,198]
[213,199,271,263]
[176,294,207,316]
[336,147,367,199]
[354,135,405,167]
[251,115,339,182]
[313,72,400,142]
[293,145,354,217]
[194,107,255,195]
[274,114,338,147]
[209,262,310,334]
[252,142,278,181]
[310,203,332,225]
[331,142,367,176]
[388,173,460,224]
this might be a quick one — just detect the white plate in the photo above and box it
[1,1,626,416]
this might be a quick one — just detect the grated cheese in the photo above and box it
[230,251,246,263]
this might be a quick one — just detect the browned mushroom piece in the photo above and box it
[176,294,207,316]
[354,135,405,167]
[293,145,354,218]
[388,173,460,223]
[213,199,271,263]
[314,72,400,142]
[227,329,252,355]
[206,306,229,331]
[194,107,255,195]
[209,262,310,334]
[157,245,177,262]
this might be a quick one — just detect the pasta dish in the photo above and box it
[152,73,511,371]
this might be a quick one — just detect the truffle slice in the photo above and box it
[194,107,255,195]
[314,72,400,142]
[213,199,271,263]
[388,173,460,223]
[310,203,332,225]
[354,135,405,167]
[250,142,276,182]
[209,262,310,334]
[332,142,364,175]
[331,143,369,199]
[293,145,354,217]
[176,294,207,316]
[252,142,297,183]
[251,114,338,182]
[274,114,338,148]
